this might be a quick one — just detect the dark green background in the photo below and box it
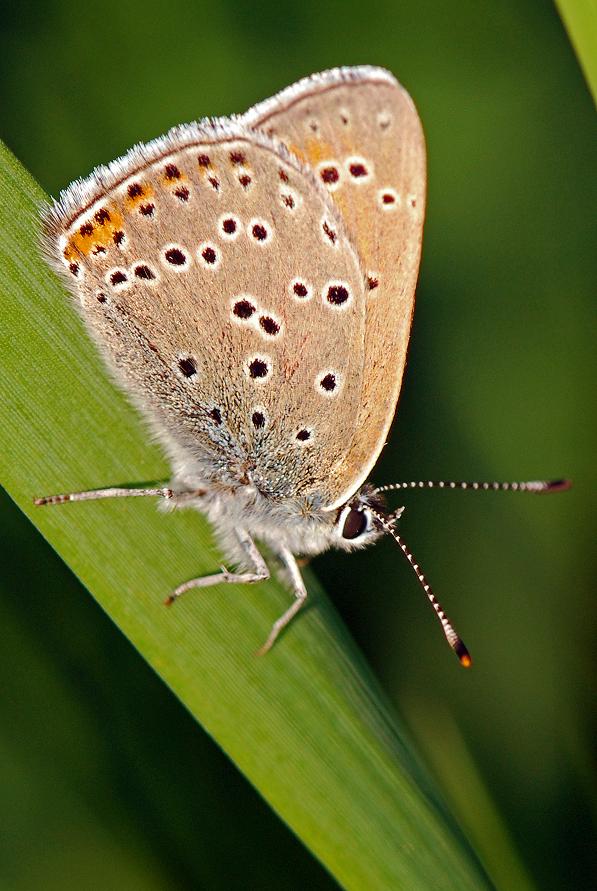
[1,1,594,889]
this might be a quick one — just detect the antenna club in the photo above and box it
[544,479,572,492]
[453,638,472,668]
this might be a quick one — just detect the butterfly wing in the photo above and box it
[246,66,426,508]
[42,122,368,504]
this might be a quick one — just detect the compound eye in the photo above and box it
[341,508,368,540]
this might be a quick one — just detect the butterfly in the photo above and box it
[38,66,569,664]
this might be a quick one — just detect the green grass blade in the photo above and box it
[406,701,538,891]
[555,0,597,102]
[0,139,491,891]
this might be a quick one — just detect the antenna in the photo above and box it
[373,479,571,495]
[370,508,472,668]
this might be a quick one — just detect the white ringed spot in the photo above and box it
[172,184,192,203]
[378,188,400,210]
[322,280,353,310]
[175,354,199,380]
[160,243,191,271]
[90,244,107,261]
[257,311,283,339]
[315,369,342,398]
[198,242,221,270]
[295,426,314,445]
[248,217,273,246]
[131,261,160,284]
[112,229,128,250]
[106,267,130,291]
[237,168,254,191]
[345,155,374,184]
[230,295,257,325]
[289,278,313,302]
[67,261,84,281]
[244,354,273,383]
[317,160,343,191]
[279,186,302,212]
[321,216,339,248]
[218,213,242,241]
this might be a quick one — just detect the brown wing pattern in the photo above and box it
[42,122,367,503]
[247,66,426,507]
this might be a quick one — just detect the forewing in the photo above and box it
[42,122,367,503]
[246,66,426,507]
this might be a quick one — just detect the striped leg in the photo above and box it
[165,529,270,605]
[35,485,175,506]
[256,547,308,656]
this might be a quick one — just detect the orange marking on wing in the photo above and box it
[162,171,187,186]
[198,162,219,180]
[304,137,334,166]
[327,181,375,258]
[196,154,212,175]
[67,204,125,257]
[331,190,348,217]
[68,229,96,258]
[288,143,307,163]
[124,183,154,211]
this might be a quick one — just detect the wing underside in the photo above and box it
[246,66,426,507]
[42,120,368,505]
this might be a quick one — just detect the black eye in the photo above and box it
[341,508,368,540]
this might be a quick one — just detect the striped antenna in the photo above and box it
[373,479,571,495]
[370,508,472,668]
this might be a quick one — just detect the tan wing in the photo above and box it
[42,121,367,504]
[246,66,426,508]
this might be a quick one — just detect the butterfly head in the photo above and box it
[331,486,402,552]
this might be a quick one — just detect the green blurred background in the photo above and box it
[0,1,594,889]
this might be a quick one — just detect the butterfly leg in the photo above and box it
[165,530,269,605]
[34,485,176,506]
[35,484,215,511]
[256,547,308,656]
